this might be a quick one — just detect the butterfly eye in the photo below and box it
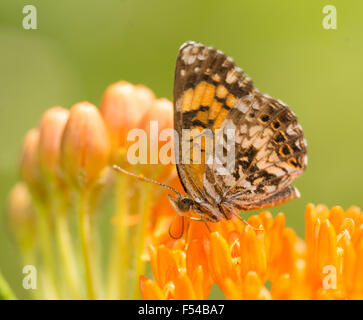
[178,197,194,212]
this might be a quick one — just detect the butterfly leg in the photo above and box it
[189,216,212,232]
[232,211,264,232]
[221,204,264,232]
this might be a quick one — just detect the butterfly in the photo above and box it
[167,41,307,226]
[114,41,307,236]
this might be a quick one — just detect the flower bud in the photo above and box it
[20,128,41,190]
[7,182,36,250]
[139,98,173,134]
[60,102,111,189]
[138,98,174,175]
[38,106,69,180]
[100,81,155,160]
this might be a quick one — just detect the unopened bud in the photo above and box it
[100,81,155,160]
[139,98,174,174]
[38,106,69,181]
[20,128,42,191]
[7,182,36,250]
[60,102,111,189]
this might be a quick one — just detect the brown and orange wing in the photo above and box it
[210,92,307,211]
[173,41,254,203]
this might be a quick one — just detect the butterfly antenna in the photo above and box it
[112,165,182,196]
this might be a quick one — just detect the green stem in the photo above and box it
[0,270,16,300]
[35,201,59,299]
[54,192,82,299]
[107,174,129,299]
[131,183,153,299]
[78,189,97,300]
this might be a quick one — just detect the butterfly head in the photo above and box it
[168,194,194,214]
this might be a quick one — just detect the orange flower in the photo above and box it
[20,128,42,191]
[7,182,36,251]
[60,102,111,189]
[100,81,155,161]
[38,106,69,181]
[140,242,212,300]
[141,203,363,300]
[11,80,363,301]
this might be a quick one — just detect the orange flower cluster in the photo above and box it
[140,204,363,300]
[8,79,363,301]
[10,80,175,300]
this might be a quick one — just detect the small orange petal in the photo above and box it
[247,215,263,229]
[290,259,310,299]
[173,249,186,271]
[187,219,210,241]
[352,238,363,294]
[163,281,175,299]
[231,216,245,234]
[271,273,291,300]
[337,218,355,249]
[329,206,345,234]
[280,228,298,275]
[243,271,271,300]
[221,278,243,300]
[317,219,337,271]
[152,215,173,245]
[140,276,165,300]
[186,239,209,277]
[173,274,197,300]
[157,245,181,286]
[268,212,285,278]
[227,231,241,259]
[340,236,356,294]
[315,204,330,219]
[346,206,361,226]
[258,211,274,232]
[209,232,237,284]
[190,265,213,299]
[240,225,267,279]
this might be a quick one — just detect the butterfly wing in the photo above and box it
[174,41,254,203]
[174,41,307,213]
[208,91,307,211]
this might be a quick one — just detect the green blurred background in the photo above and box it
[1,0,362,299]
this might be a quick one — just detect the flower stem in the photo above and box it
[34,200,59,299]
[78,188,97,300]
[0,270,16,300]
[131,183,153,299]
[107,174,129,299]
[53,191,82,299]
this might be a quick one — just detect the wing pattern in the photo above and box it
[173,41,307,216]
